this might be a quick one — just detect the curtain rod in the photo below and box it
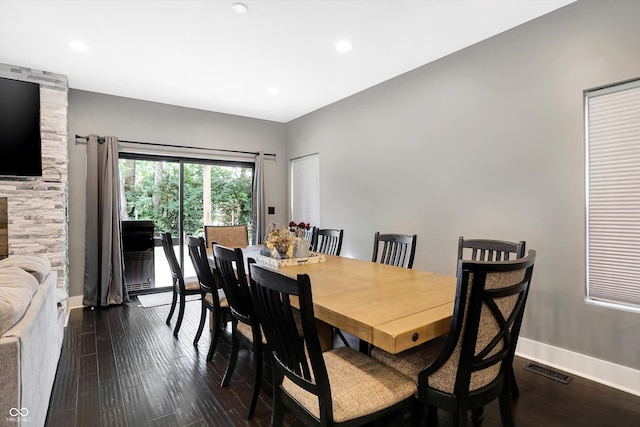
[74,135,276,158]
[290,152,319,161]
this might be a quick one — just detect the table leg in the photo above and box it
[316,319,333,352]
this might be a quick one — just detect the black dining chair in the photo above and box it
[186,235,231,360]
[458,236,525,263]
[248,259,416,426]
[372,231,417,269]
[212,244,265,420]
[314,228,344,256]
[371,250,537,427]
[301,225,317,251]
[160,232,202,337]
[204,224,249,255]
[458,236,526,397]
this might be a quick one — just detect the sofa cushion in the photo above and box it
[0,267,39,335]
[0,266,39,294]
[0,255,52,283]
[0,266,39,335]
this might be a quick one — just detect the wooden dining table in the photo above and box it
[211,245,457,354]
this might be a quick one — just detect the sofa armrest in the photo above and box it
[0,272,62,427]
[0,336,20,424]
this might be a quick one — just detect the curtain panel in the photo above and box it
[252,152,265,245]
[83,135,128,306]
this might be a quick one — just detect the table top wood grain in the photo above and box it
[238,246,457,354]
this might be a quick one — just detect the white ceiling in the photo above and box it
[0,0,574,123]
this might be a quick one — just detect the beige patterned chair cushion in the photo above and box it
[371,336,447,386]
[205,225,249,253]
[372,268,524,395]
[204,289,229,308]
[281,347,415,423]
[428,269,524,393]
[236,321,267,345]
[184,277,201,291]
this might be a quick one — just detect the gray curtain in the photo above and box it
[252,152,265,245]
[83,135,128,306]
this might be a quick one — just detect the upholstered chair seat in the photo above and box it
[282,347,416,423]
[371,336,447,387]
[204,224,249,254]
[248,260,417,426]
[458,236,526,398]
[203,288,228,308]
[370,251,536,427]
[236,321,268,345]
[184,279,201,292]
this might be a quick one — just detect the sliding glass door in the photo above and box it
[119,153,253,292]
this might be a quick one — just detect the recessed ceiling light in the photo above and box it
[335,40,352,52]
[68,40,88,52]
[267,86,279,95]
[231,2,248,14]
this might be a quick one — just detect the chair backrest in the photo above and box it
[248,260,333,422]
[205,225,249,254]
[372,232,417,269]
[301,226,317,251]
[160,231,185,290]
[457,236,526,262]
[213,244,253,321]
[186,235,218,298]
[315,228,344,256]
[420,250,536,398]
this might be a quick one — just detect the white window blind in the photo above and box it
[290,154,320,226]
[586,79,640,311]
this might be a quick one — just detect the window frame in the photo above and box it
[119,151,255,270]
[585,77,640,314]
[290,153,320,227]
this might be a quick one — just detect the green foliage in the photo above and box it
[210,166,253,234]
[120,159,253,238]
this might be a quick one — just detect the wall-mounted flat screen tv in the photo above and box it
[0,77,42,177]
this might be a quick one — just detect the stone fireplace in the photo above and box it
[0,63,69,294]
[0,197,7,259]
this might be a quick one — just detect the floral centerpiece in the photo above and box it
[261,221,311,259]
[289,221,310,236]
[263,223,296,259]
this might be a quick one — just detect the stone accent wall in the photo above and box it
[0,197,7,259]
[0,63,69,294]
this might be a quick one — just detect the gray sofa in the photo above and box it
[0,256,64,427]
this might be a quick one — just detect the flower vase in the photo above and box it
[293,237,310,258]
[260,245,274,257]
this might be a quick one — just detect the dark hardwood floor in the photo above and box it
[45,296,640,427]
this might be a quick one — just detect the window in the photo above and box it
[290,153,320,226]
[119,153,253,291]
[585,78,640,312]
[119,155,254,237]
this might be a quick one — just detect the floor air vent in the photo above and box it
[523,363,573,384]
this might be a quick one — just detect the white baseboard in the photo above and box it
[516,337,640,397]
[68,295,84,311]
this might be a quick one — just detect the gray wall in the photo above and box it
[285,0,640,370]
[68,90,287,298]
